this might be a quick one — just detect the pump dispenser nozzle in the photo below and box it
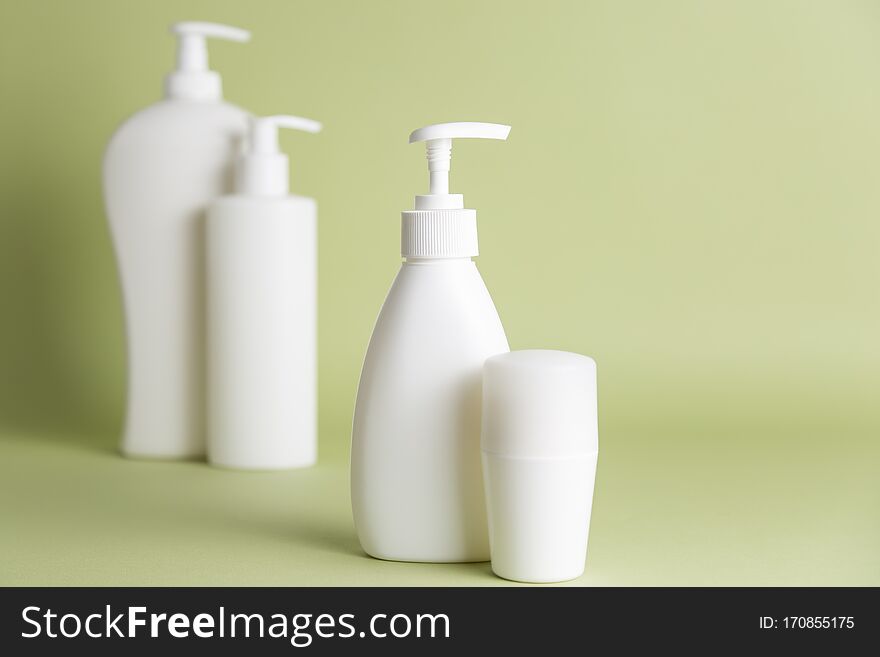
[408,122,511,211]
[165,22,251,101]
[402,121,511,258]
[235,115,322,196]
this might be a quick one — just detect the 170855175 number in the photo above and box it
[783,617,854,629]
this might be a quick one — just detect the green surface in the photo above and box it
[1,1,879,585]
[2,384,878,586]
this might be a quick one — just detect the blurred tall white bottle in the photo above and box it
[103,22,251,459]
[206,115,322,470]
[351,123,511,562]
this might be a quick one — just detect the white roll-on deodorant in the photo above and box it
[481,350,599,583]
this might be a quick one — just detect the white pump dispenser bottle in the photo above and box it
[351,122,511,563]
[103,22,252,459]
[206,115,322,470]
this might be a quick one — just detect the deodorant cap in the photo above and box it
[481,350,598,459]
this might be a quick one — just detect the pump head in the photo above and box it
[164,21,251,101]
[236,115,322,196]
[409,122,511,211]
[401,121,511,259]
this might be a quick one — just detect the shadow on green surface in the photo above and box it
[0,423,118,454]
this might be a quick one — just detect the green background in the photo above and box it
[1,0,878,585]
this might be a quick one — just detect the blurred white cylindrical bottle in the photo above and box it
[206,115,321,469]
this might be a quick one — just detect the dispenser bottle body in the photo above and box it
[103,100,249,459]
[351,258,509,562]
[206,196,317,469]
